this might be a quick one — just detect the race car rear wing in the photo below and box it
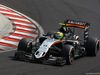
[64,19,90,29]
[59,19,90,44]
[66,19,90,44]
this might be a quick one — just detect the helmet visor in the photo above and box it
[56,35,61,38]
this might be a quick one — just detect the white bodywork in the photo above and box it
[34,38,60,59]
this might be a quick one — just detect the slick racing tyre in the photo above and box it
[17,38,33,53]
[85,37,99,56]
[61,45,74,65]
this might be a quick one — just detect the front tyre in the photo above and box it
[61,45,74,65]
[18,38,33,53]
[85,37,99,56]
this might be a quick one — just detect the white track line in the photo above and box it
[6,16,29,22]
[16,26,38,31]
[14,31,38,37]
[9,35,23,39]
[0,39,18,45]
[0,45,13,50]
[13,22,36,27]
[0,7,8,10]
[0,11,20,16]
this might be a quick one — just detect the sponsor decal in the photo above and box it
[67,20,87,26]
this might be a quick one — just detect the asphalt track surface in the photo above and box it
[0,0,100,75]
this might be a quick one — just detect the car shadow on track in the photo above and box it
[8,55,95,67]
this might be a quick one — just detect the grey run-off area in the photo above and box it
[0,14,12,37]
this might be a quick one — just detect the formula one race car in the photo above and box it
[14,19,99,66]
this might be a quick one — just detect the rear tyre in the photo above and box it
[85,37,99,56]
[61,45,74,65]
[17,38,33,53]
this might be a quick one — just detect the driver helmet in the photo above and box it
[55,32,64,40]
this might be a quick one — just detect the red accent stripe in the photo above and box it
[9,32,15,35]
[1,13,26,19]
[0,8,16,13]
[0,42,17,48]
[1,37,20,42]
[10,19,33,24]
[12,33,36,40]
[14,28,38,35]
[15,24,37,30]
[0,49,4,51]
[67,23,85,28]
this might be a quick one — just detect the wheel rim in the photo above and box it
[95,40,99,55]
[69,49,74,64]
[69,52,74,63]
